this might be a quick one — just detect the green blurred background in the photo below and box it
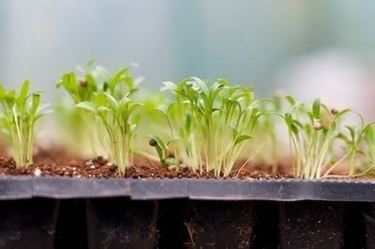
[1,0,375,117]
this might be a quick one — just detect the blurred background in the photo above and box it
[1,0,375,119]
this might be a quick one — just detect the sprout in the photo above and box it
[361,125,375,175]
[57,63,141,160]
[75,67,141,175]
[56,63,106,158]
[0,81,49,167]
[162,77,262,177]
[148,136,179,168]
[328,118,374,177]
[279,96,369,179]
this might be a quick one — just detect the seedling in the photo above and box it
[362,125,375,175]
[57,63,141,159]
[0,81,48,167]
[57,63,115,158]
[75,67,141,175]
[148,136,179,167]
[162,77,262,177]
[329,119,374,177]
[280,96,368,179]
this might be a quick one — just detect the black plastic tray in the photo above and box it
[1,176,375,201]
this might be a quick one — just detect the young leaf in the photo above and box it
[312,98,321,119]
[234,134,252,146]
[31,93,41,114]
[286,95,296,106]
[76,102,97,113]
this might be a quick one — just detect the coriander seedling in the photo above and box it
[57,63,141,159]
[281,96,359,179]
[328,117,373,177]
[148,136,179,167]
[0,81,49,167]
[57,64,106,157]
[162,77,262,177]
[75,67,141,175]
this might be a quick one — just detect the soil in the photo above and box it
[279,201,347,249]
[0,148,292,179]
[182,201,257,249]
[0,199,57,249]
[363,203,375,249]
[87,198,159,249]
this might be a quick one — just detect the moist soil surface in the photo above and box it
[0,148,291,179]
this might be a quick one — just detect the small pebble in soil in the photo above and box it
[90,165,95,169]
[33,168,42,177]
[85,160,93,166]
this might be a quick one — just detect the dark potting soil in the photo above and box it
[279,201,348,249]
[86,198,159,249]
[182,201,257,249]
[0,149,290,179]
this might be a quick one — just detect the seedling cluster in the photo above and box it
[57,65,141,175]
[0,81,48,167]
[1,63,374,179]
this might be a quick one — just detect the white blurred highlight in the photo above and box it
[276,50,375,122]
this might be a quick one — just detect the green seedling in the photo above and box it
[0,81,49,167]
[280,96,365,179]
[162,77,262,177]
[57,63,106,157]
[361,125,375,176]
[148,136,179,167]
[75,67,141,175]
[328,118,374,177]
[131,93,183,166]
[57,63,140,159]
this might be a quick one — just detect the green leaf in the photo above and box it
[97,106,111,113]
[185,113,192,132]
[102,92,119,109]
[31,94,41,114]
[234,134,252,146]
[165,157,179,167]
[112,67,128,83]
[85,73,97,90]
[76,102,97,113]
[18,80,30,109]
[148,136,168,166]
[312,98,321,119]
[346,126,356,142]
[286,95,296,106]
[291,123,299,136]
[336,108,351,118]
[191,77,209,95]
[19,80,30,100]
[148,135,167,149]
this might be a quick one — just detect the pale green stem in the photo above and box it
[322,152,351,177]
